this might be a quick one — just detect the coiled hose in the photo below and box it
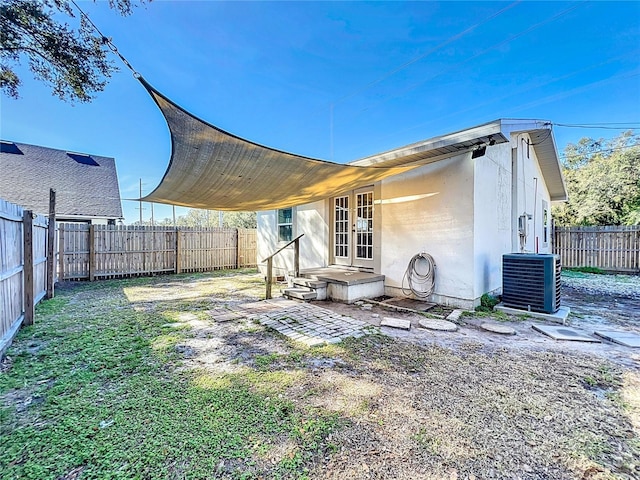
[402,253,436,300]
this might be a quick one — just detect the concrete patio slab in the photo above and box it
[300,267,384,286]
[593,330,640,348]
[532,324,600,343]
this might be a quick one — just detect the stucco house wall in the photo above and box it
[257,200,327,277]
[378,153,476,306]
[257,120,565,308]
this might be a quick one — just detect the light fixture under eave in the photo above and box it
[471,145,487,159]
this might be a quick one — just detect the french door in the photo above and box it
[332,187,374,269]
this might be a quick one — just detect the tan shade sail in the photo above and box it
[139,78,418,211]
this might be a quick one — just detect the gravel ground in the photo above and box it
[561,271,640,298]
[561,271,640,330]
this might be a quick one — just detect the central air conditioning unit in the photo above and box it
[502,253,561,314]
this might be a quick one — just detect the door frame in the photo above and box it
[330,186,376,270]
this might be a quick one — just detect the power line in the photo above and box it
[558,144,639,159]
[554,123,640,130]
[326,0,521,158]
[346,51,638,152]
[557,122,640,126]
[332,0,522,106]
[351,1,587,119]
[508,70,640,114]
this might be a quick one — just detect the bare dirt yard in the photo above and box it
[1,269,638,479]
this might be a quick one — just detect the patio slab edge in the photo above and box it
[495,304,570,324]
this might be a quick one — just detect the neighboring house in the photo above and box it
[0,140,123,224]
[257,119,568,309]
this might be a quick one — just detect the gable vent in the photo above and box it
[0,141,23,155]
[67,152,99,166]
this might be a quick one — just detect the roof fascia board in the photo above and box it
[350,120,503,166]
[500,120,568,202]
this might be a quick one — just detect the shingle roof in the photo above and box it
[0,141,123,218]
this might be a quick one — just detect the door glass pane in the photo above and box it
[355,192,373,259]
[334,196,349,258]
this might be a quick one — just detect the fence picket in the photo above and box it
[57,225,257,280]
[553,226,640,273]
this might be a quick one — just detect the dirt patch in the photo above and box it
[163,272,640,479]
[3,270,638,479]
[312,273,640,370]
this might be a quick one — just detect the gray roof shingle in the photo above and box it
[0,141,123,218]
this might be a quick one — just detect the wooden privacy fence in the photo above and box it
[59,225,257,280]
[554,225,640,273]
[1,199,54,355]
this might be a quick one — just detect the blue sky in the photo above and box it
[2,1,639,223]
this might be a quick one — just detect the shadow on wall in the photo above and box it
[478,253,502,299]
[297,208,328,269]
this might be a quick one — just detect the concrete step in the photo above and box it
[290,277,328,289]
[282,287,317,301]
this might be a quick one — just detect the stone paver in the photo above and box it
[418,318,458,332]
[380,317,412,330]
[480,322,516,335]
[238,299,377,346]
[594,330,640,348]
[446,309,464,322]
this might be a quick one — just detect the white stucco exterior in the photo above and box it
[257,120,565,309]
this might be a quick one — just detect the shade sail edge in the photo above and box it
[138,77,427,211]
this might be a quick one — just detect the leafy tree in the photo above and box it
[147,208,257,228]
[1,0,144,102]
[223,211,258,229]
[553,131,640,226]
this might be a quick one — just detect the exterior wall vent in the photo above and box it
[502,253,561,314]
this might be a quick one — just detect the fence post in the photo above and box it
[89,224,96,282]
[23,210,34,326]
[266,257,273,300]
[175,229,182,274]
[46,188,56,299]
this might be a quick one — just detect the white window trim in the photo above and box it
[277,207,295,243]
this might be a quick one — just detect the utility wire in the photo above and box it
[326,0,521,158]
[332,0,521,107]
[554,123,640,130]
[348,51,638,152]
[558,144,639,159]
[556,122,640,126]
[352,1,587,118]
[508,70,640,114]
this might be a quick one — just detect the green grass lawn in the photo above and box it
[0,270,338,479]
[1,270,638,480]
